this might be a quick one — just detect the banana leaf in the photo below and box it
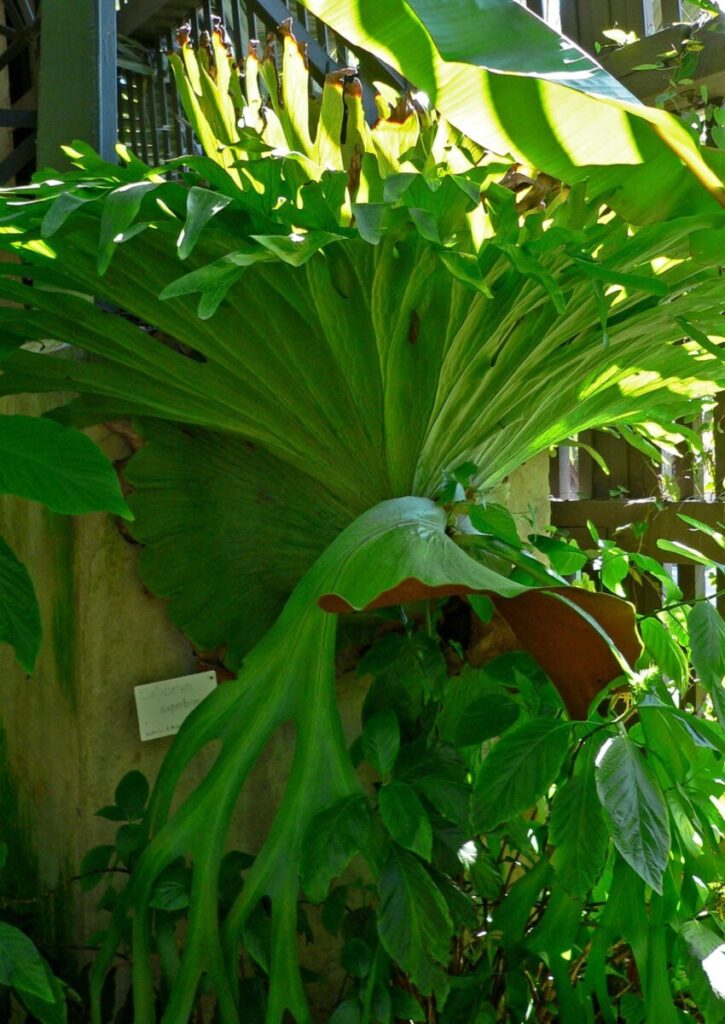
[299,0,725,222]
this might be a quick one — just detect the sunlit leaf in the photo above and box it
[377,845,453,996]
[550,740,609,897]
[379,781,432,860]
[471,718,571,831]
[594,734,670,893]
[689,602,725,727]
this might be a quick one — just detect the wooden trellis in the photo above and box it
[0,0,38,185]
[550,399,725,613]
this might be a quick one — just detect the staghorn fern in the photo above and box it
[0,16,723,1023]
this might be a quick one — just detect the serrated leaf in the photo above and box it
[689,602,725,727]
[377,846,453,997]
[362,710,400,776]
[438,675,519,747]
[471,718,570,831]
[114,770,149,821]
[379,781,432,860]
[0,535,41,672]
[594,735,670,893]
[397,743,470,826]
[300,794,370,902]
[550,742,609,896]
[0,922,54,1001]
[640,617,688,689]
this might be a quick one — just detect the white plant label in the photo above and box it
[134,671,217,741]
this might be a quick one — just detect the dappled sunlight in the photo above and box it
[605,283,629,306]
[581,363,721,402]
[539,82,643,166]
[18,239,56,259]
[703,945,725,999]
[651,255,685,274]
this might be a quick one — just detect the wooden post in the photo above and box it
[36,0,116,167]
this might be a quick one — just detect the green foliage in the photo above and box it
[0,414,130,671]
[362,711,400,777]
[689,601,725,725]
[0,104,722,666]
[0,416,131,518]
[471,718,571,830]
[0,536,41,673]
[81,497,725,1022]
[377,845,453,997]
[0,844,70,1023]
[549,741,609,897]
[594,734,671,893]
[1,4,724,1022]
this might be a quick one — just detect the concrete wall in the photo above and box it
[0,407,197,954]
[507,450,552,536]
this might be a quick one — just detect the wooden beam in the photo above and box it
[0,128,34,184]
[0,105,34,126]
[551,498,724,563]
[601,15,725,104]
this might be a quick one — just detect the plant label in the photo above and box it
[134,671,217,741]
